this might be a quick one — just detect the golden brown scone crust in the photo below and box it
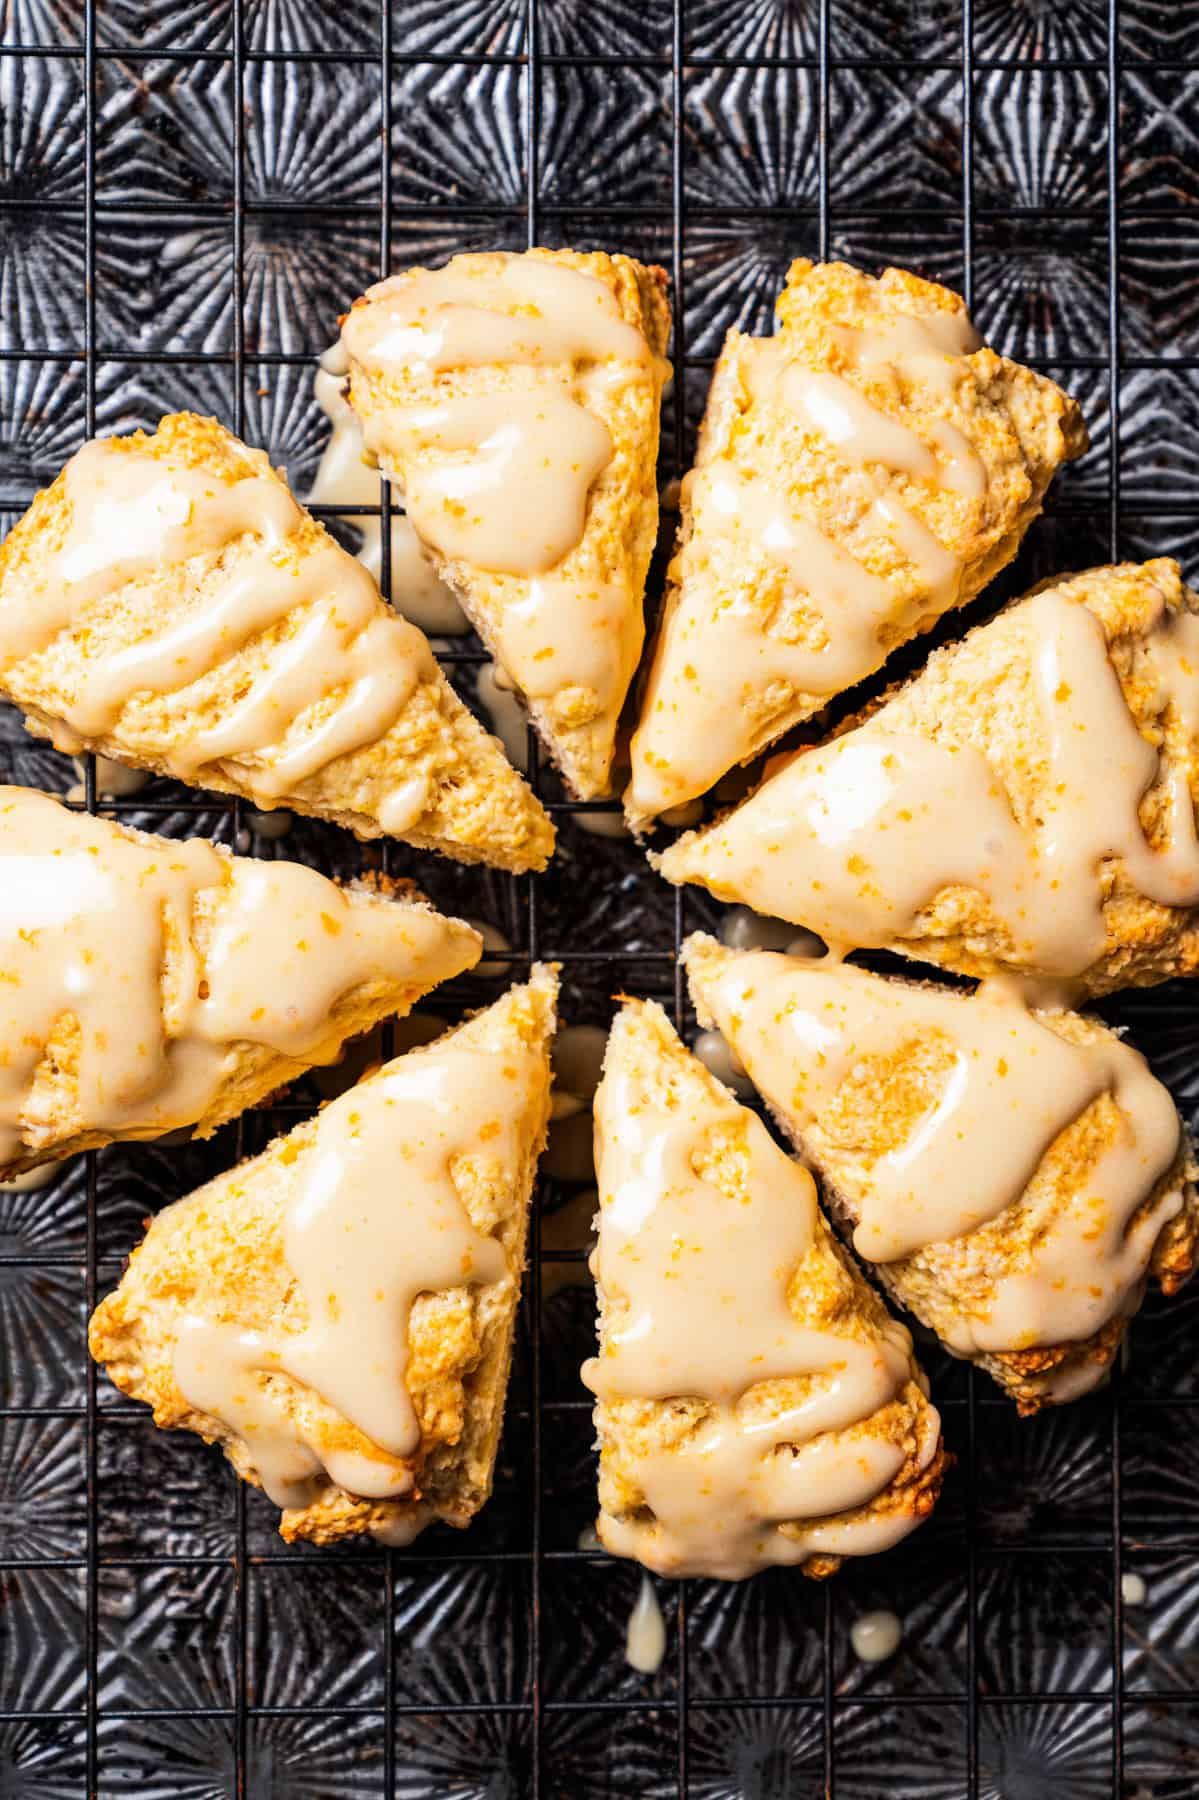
[663,559,1199,997]
[591,999,946,1575]
[0,798,482,1179]
[0,412,554,871]
[627,258,1086,826]
[89,967,558,1546]
[684,935,1199,1414]
[345,248,672,801]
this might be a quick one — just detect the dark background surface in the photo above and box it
[2,2,1199,1795]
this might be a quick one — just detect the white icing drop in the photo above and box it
[245,807,293,841]
[625,1575,668,1675]
[1122,1573,1147,1606]
[71,755,150,798]
[466,920,512,979]
[575,809,632,841]
[718,907,797,953]
[552,1025,609,1106]
[691,1028,753,1097]
[476,661,530,773]
[851,1610,903,1663]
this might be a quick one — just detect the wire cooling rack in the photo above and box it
[2,2,1199,1796]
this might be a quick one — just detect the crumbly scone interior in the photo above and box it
[625,257,1087,827]
[0,410,554,872]
[660,558,1199,999]
[342,247,672,801]
[585,998,944,1579]
[88,967,557,1546]
[684,935,1199,1412]
[0,784,482,1177]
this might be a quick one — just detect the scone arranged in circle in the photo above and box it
[661,559,1199,998]
[90,968,557,1547]
[684,935,1199,1412]
[342,248,672,801]
[0,785,482,1179]
[626,258,1086,828]
[583,998,944,1580]
[0,412,554,871]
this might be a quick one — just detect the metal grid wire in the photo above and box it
[2,0,1198,1795]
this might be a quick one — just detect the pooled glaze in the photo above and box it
[584,1004,937,1580]
[0,787,477,1167]
[664,589,1199,979]
[688,946,1184,1358]
[628,299,985,821]
[173,1036,540,1508]
[9,436,440,822]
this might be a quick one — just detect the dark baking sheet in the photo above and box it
[2,2,1199,1795]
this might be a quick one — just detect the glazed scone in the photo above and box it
[684,936,1199,1412]
[341,248,672,800]
[626,258,1086,828]
[90,967,557,1547]
[0,412,554,872]
[0,785,482,1178]
[583,998,945,1579]
[660,559,1199,998]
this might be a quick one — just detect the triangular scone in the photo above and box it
[0,785,482,1178]
[660,559,1199,998]
[90,967,557,1547]
[0,412,554,871]
[684,935,1199,1413]
[625,258,1087,827]
[341,248,672,800]
[583,998,944,1580]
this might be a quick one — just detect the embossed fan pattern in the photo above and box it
[2,1,1199,1795]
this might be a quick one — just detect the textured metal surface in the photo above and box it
[1,2,1199,1796]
